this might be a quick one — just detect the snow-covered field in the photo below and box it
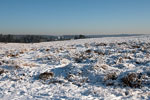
[0,35,150,100]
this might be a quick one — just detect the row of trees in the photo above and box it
[0,34,86,43]
[0,34,45,43]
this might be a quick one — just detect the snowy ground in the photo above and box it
[0,35,150,100]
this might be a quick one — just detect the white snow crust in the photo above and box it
[0,35,150,100]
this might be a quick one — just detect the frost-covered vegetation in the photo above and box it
[0,35,150,100]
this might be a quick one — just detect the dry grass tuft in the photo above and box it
[94,64,109,70]
[22,63,37,67]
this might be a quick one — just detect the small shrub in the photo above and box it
[121,72,142,88]
[84,43,90,48]
[39,72,54,80]
[45,49,50,51]
[0,61,2,65]
[94,51,105,55]
[116,57,123,64]
[117,42,127,45]
[85,49,92,53]
[123,56,132,60]
[12,64,20,69]
[74,54,87,63]
[7,53,19,57]
[95,43,107,46]
[104,72,118,86]
[0,69,5,75]
[132,45,140,49]
[74,57,82,63]
[104,72,118,81]
[19,51,24,54]
[48,80,63,84]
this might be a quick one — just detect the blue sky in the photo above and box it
[0,0,150,35]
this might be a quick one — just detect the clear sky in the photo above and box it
[0,0,150,35]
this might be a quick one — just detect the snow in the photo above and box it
[0,35,150,99]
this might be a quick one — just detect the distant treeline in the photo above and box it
[0,34,143,43]
[0,34,86,43]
